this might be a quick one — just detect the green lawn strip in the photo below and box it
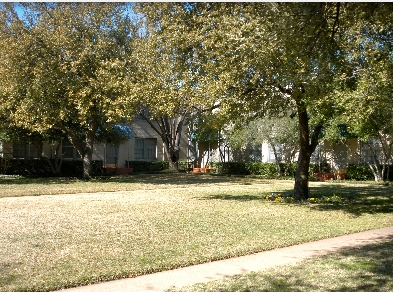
[173,239,393,292]
[0,177,392,291]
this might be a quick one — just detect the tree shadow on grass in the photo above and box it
[309,184,393,216]
[197,183,393,216]
[190,239,393,292]
[0,173,259,187]
[199,193,269,202]
[321,239,393,292]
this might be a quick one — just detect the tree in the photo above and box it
[331,8,393,181]
[227,116,300,175]
[135,3,393,199]
[133,3,342,199]
[132,3,218,170]
[0,3,138,179]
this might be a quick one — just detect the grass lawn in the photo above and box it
[0,174,392,292]
[173,239,393,292]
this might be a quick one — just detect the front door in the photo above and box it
[106,144,119,166]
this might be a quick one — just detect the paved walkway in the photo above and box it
[62,226,393,292]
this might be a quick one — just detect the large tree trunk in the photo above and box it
[293,97,323,201]
[162,116,183,171]
[82,129,96,180]
[164,143,180,171]
[57,120,97,179]
[294,145,311,200]
[294,104,311,201]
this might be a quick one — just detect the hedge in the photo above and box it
[125,160,191,173]
[210,162,297,178]
[346,164,393,181]
[125,160,168,173]
[0,158,103,177]
[3,157,390,181]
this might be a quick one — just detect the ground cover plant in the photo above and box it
[173,239,393,292]
[0,174,392,292]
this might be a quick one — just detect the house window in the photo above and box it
[134,138,157,160]
[62,139,81,159]
[13,142,39,158]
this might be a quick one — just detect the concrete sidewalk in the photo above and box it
[62,226,393,292]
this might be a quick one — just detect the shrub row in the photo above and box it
[2,157,390,181]
[125,160,168,173]
[0,158,103,177]
[346,164,393,181]
[210,162,297,178]
[346,164,374,181]
[212,162,392,181]
[125,160,191,173]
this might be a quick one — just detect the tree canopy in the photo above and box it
[0,3,139,178]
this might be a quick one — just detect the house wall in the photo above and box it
[319,138,360,170]
[0,119,190,169]
[347,138,359,165]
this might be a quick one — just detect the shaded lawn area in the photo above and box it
[0,175,392,292]
[309,183,393,216]
[0,173,275,198]
[174,239,393,292]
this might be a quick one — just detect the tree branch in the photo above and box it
[331,2,340,41]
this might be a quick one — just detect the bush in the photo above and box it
[177,160,193,172]
[281,162,297,177]
[347,164,374,181]
[0,158,103,177]
[245,162,278,177]
[125,160,169,173]
[124,160,191,173]
[211,162,295,178]
[310,160,331,174]
[1,158,52,176]
[346,164,393,181]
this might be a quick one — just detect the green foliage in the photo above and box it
[347,165,375,181]
[346,164,393,181]
[310,161,332,174]
[125,160,169,173]
[96,124,133,146]
[211,162,297,178]
[125,160,191,173]
[226,116,300,165]
[0,3,139,179]
[245,162,279,177]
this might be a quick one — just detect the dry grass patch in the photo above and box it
[0,174,275,198]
